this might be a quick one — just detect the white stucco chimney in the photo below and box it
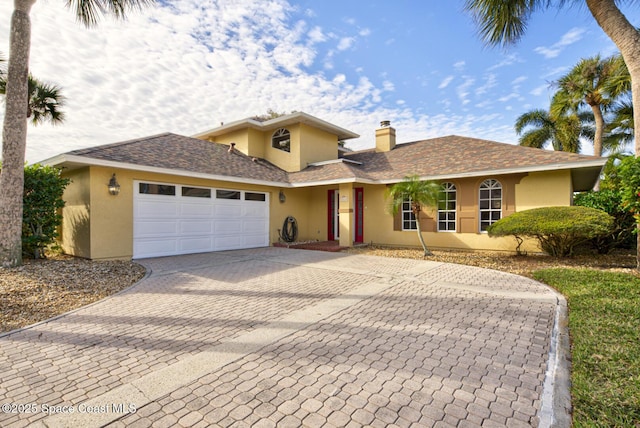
[375,120,396,152]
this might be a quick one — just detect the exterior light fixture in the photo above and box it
[279,190,286,203]
[108,173,121,196]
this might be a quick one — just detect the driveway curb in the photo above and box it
[539,292,572,428]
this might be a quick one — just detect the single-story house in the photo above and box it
[42,111,607,260]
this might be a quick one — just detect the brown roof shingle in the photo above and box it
[67,133,288,183]
[62,133,604,186]
[342,135,603,181]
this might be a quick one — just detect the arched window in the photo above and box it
[479,179,502,232]
[272,128,290,152]
[438,182,456,232]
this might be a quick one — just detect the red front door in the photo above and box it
[354,187,364,243]
[328,190,339,241]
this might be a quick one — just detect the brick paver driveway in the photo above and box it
[0,248,569,427]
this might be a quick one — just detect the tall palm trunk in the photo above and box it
[586,0,640,269]
[0,0,35,268]
[590,103,605,157]
[414,210,433,257]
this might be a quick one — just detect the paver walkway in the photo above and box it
[0,248,569,427]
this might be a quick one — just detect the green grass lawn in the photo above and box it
[533,269,640,427]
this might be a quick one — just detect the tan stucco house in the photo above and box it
[43,112,606,260]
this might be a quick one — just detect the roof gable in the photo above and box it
[193,111,360,141]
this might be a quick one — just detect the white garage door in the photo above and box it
[133,181,269,258]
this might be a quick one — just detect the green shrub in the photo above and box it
[22,164,70,259]
[619,155,640,219]
[574,189,635,253]
[487,206,614,257]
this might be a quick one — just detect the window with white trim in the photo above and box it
[402,197,417,230]
[479,179,502,232]
[272,128,291,152]
[438,182,456,232]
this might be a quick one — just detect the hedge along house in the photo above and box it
[42,111,606,260]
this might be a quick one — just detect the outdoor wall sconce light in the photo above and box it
[108,173,121,196]
[279,190,286,203]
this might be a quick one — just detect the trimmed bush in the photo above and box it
[22,164,70,259]
[487,206,614,257]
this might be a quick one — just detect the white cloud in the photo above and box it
[359,28,371,37]
[453,61,465,71]
[308,26,327,43]
[475,73,497,96]
[382,80,395,92]
[438,75,454,89]
[498,93,519,102]
[456,76,475,105]
[337,37,354,51]
[534,27,586,59]
[511,76,527,85]
[530,84,549,96]
[487,54,520,71]
[0,0,528,162]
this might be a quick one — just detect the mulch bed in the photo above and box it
[0,255,146,334]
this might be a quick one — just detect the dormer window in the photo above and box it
[272,128,291,152]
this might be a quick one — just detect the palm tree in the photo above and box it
[551,54,630,157]
[604,98,634,153]
[0,75,65,126]
[1,0,154,268]
[464,0,639,154]
[515,109,593,153]
[387,175,441,257]
[464,0,640,269]
[1,52,65,126]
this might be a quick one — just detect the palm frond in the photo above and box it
[464,0,544,47]
[27,76,66,126]
[66,0,155,27]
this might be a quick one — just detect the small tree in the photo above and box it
[575,189,635,253]
[487,206,614,257]
[387,175,441,257]
[22,164,70,259]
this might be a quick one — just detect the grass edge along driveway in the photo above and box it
[533,269,640,426]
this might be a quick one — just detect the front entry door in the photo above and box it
[354,187,364,244]
[328,190,339,241]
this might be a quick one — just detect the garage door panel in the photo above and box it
[135,220,178,237]
[215,204,242,217]
[136,200,178,217]
[180,203,213,217]
[214,220,242,233]
[134,182,269,258]
[179,220,213,234]
[178,237,212,253]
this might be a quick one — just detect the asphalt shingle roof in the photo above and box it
[342,135,601,180]
[66,133,288,183]
[63,133,603,185]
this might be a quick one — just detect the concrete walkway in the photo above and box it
[0,248,570,427]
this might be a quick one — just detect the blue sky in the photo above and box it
[0,0,637,162]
